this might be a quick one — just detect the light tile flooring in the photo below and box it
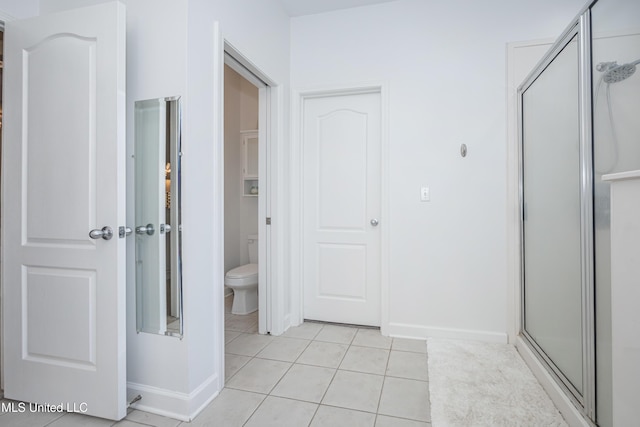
[0,296,431,427]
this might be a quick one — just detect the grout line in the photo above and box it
[224,318,434,426]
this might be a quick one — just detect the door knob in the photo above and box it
[89,226,114,240]
[136,224,155,236]
[370,219,379,227]
[119,226,133,238]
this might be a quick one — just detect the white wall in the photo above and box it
[290,0,585,341]
[0,0,38,19]
[183,0,290,402]
[36,0,290,419]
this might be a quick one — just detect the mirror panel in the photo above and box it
[134,96,182,337]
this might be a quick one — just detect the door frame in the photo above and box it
[0,10,11,394]
[212,26,283,340]
[291,83,390,334]
[222,45,274,335]
[507,5,598,426]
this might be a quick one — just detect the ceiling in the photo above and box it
[277,0,398,17]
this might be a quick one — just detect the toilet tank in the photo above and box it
[248,234,259,264]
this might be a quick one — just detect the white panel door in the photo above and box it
[2,2,127,420]
[303,91,381,326]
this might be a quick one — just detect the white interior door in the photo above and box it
[1,2,127,420]
[302,91,381,326]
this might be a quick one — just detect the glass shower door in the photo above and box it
[520,33,585,397]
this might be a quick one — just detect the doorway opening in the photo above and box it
[222,47,273,339]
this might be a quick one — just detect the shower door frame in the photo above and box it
[517,2,597,422]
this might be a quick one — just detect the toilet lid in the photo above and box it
[226,263,258,279]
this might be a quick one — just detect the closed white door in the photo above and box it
[302,91,381,326]
[2,2,127,420]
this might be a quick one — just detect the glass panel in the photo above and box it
[134,97,183,337]
[590,1,640,425]
[522,35,583,393]
[135,98,167,335]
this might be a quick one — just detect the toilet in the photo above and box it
[225,234,259,315]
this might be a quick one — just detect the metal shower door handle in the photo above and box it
[89,226,114,240]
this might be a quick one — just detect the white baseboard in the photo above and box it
[516,337,591,427]
[387,322,508,344]
[127,373,220,422]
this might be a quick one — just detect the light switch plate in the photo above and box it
[421,186,430,202]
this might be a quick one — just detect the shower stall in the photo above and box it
[518,0,640,426]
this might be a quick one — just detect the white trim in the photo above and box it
[219,40,284,336]
[388,322,508,344]
[258,86,271,334]
[127,373,220,422]
[516,337,592,427]
[0,4,15,399]
[223,42,276,87]
[291,81,390,332]
[290,89,304,326]
[0,10,16,27]
[224,52,267,89]
[379,83,390,336]
[211,21,225,388]
[267,84,287,335]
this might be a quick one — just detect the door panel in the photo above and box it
[2,2,127,420]
[522,35,584,395]
[303,91,381,326]
[25,267,97,366]
[25,35,97,244]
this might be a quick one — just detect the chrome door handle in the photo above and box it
[119,226,133,238]
[89,226,114,240]
[370,219,379,227]
[136,224,155,236]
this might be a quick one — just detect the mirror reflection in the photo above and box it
[134,96,183,337]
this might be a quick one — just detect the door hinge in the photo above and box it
[266,217,272,225]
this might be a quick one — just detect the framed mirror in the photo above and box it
[134,96,183,337]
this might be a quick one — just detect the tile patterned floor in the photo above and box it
[0,296,431,427]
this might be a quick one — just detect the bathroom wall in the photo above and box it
[591,1,640,425]
[181,0,290,410]
[224,66,242,275]
[224,65,259,275]
[290,0,586,341]
[36,0,290,419]
[0,0,39,18]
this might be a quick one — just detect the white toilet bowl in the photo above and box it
[225,234,259,315]
[225,263,258,315]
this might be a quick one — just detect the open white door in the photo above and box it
[1,2,127,420]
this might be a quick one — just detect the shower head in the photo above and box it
[604,63,636,83]
[598,60,640,84]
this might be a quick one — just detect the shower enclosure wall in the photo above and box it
[517,0,640,426]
